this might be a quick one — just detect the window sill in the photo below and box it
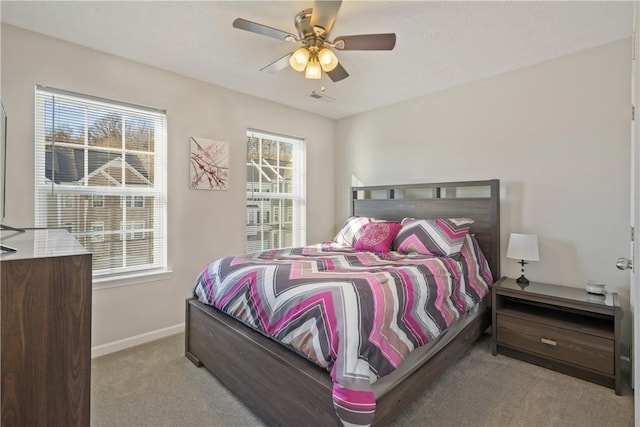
[93,269,173,290]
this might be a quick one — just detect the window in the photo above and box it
[91,222,105,243]
[123,195,144,208]
[35,86,167,280]
[63,195,75,208]
[92,195,104,208]
[246,129,305,252]
[120,220,145,241]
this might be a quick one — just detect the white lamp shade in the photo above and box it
[305,59,322,79]
[318,48,339,72]
[289,47,309,72]
[506,233,540,261]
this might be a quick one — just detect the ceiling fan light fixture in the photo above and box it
[318,48,339,72]
[305,58,322,79]
[233,4,397,83]
[289,47,309,72]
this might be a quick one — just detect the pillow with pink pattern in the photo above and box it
[354,222,402,253]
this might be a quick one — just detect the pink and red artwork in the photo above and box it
[189,137,229,190]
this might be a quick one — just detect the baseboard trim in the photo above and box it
[91,323,185,358]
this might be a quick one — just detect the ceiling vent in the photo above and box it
[308,91,335,102]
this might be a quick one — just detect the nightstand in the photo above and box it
[491,278,622,395]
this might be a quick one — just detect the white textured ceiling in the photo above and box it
[1,1,633,119]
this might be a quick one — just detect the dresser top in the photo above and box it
[1,229,88,261]
[497,277,616,309]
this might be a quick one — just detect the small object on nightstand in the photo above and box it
[506,233,539,285]
[586,280,607,295]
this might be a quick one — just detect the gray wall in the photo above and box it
[335,38,632,343]
[1,24,336,350]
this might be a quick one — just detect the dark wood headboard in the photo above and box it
[351,179,501,281]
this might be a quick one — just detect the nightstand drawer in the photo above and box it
[496,313,614,375]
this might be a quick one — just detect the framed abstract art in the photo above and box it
[189,137,229,190]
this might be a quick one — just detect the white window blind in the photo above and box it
[35,86,168,280]
[246,129,306,252]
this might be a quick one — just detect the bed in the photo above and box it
[185,179,501,426]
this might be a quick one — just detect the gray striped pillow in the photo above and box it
[333,216,373,247]
[393,217,474,257]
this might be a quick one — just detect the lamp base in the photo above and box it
[516,275,530,285]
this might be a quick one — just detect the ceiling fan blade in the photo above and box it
[233,18,297,42]
[326,62,349,82]
[260,53,292,73]
[334,33,396,50]
[310,1,342,37]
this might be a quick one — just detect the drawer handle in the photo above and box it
[540,337,557,346]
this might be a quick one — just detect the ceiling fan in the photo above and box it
[232,0,396,82]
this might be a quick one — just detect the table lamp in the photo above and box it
[506,233,539,285]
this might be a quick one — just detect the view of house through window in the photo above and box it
[34,86,167,280]
[246,129,305,252]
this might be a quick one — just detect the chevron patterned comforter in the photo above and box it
[193,235,492,426]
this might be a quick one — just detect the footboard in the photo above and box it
[185,297,339,426]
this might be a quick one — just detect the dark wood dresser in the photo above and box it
[491,278,621,395]
[1,229,92,426]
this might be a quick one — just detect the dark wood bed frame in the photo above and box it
[185,179,501,426]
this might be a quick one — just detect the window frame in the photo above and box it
[34,85,168,283]
[245,129,306,252]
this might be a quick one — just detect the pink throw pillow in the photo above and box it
[354,222,402,253]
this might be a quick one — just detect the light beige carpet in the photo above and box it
[91,333,633,427]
